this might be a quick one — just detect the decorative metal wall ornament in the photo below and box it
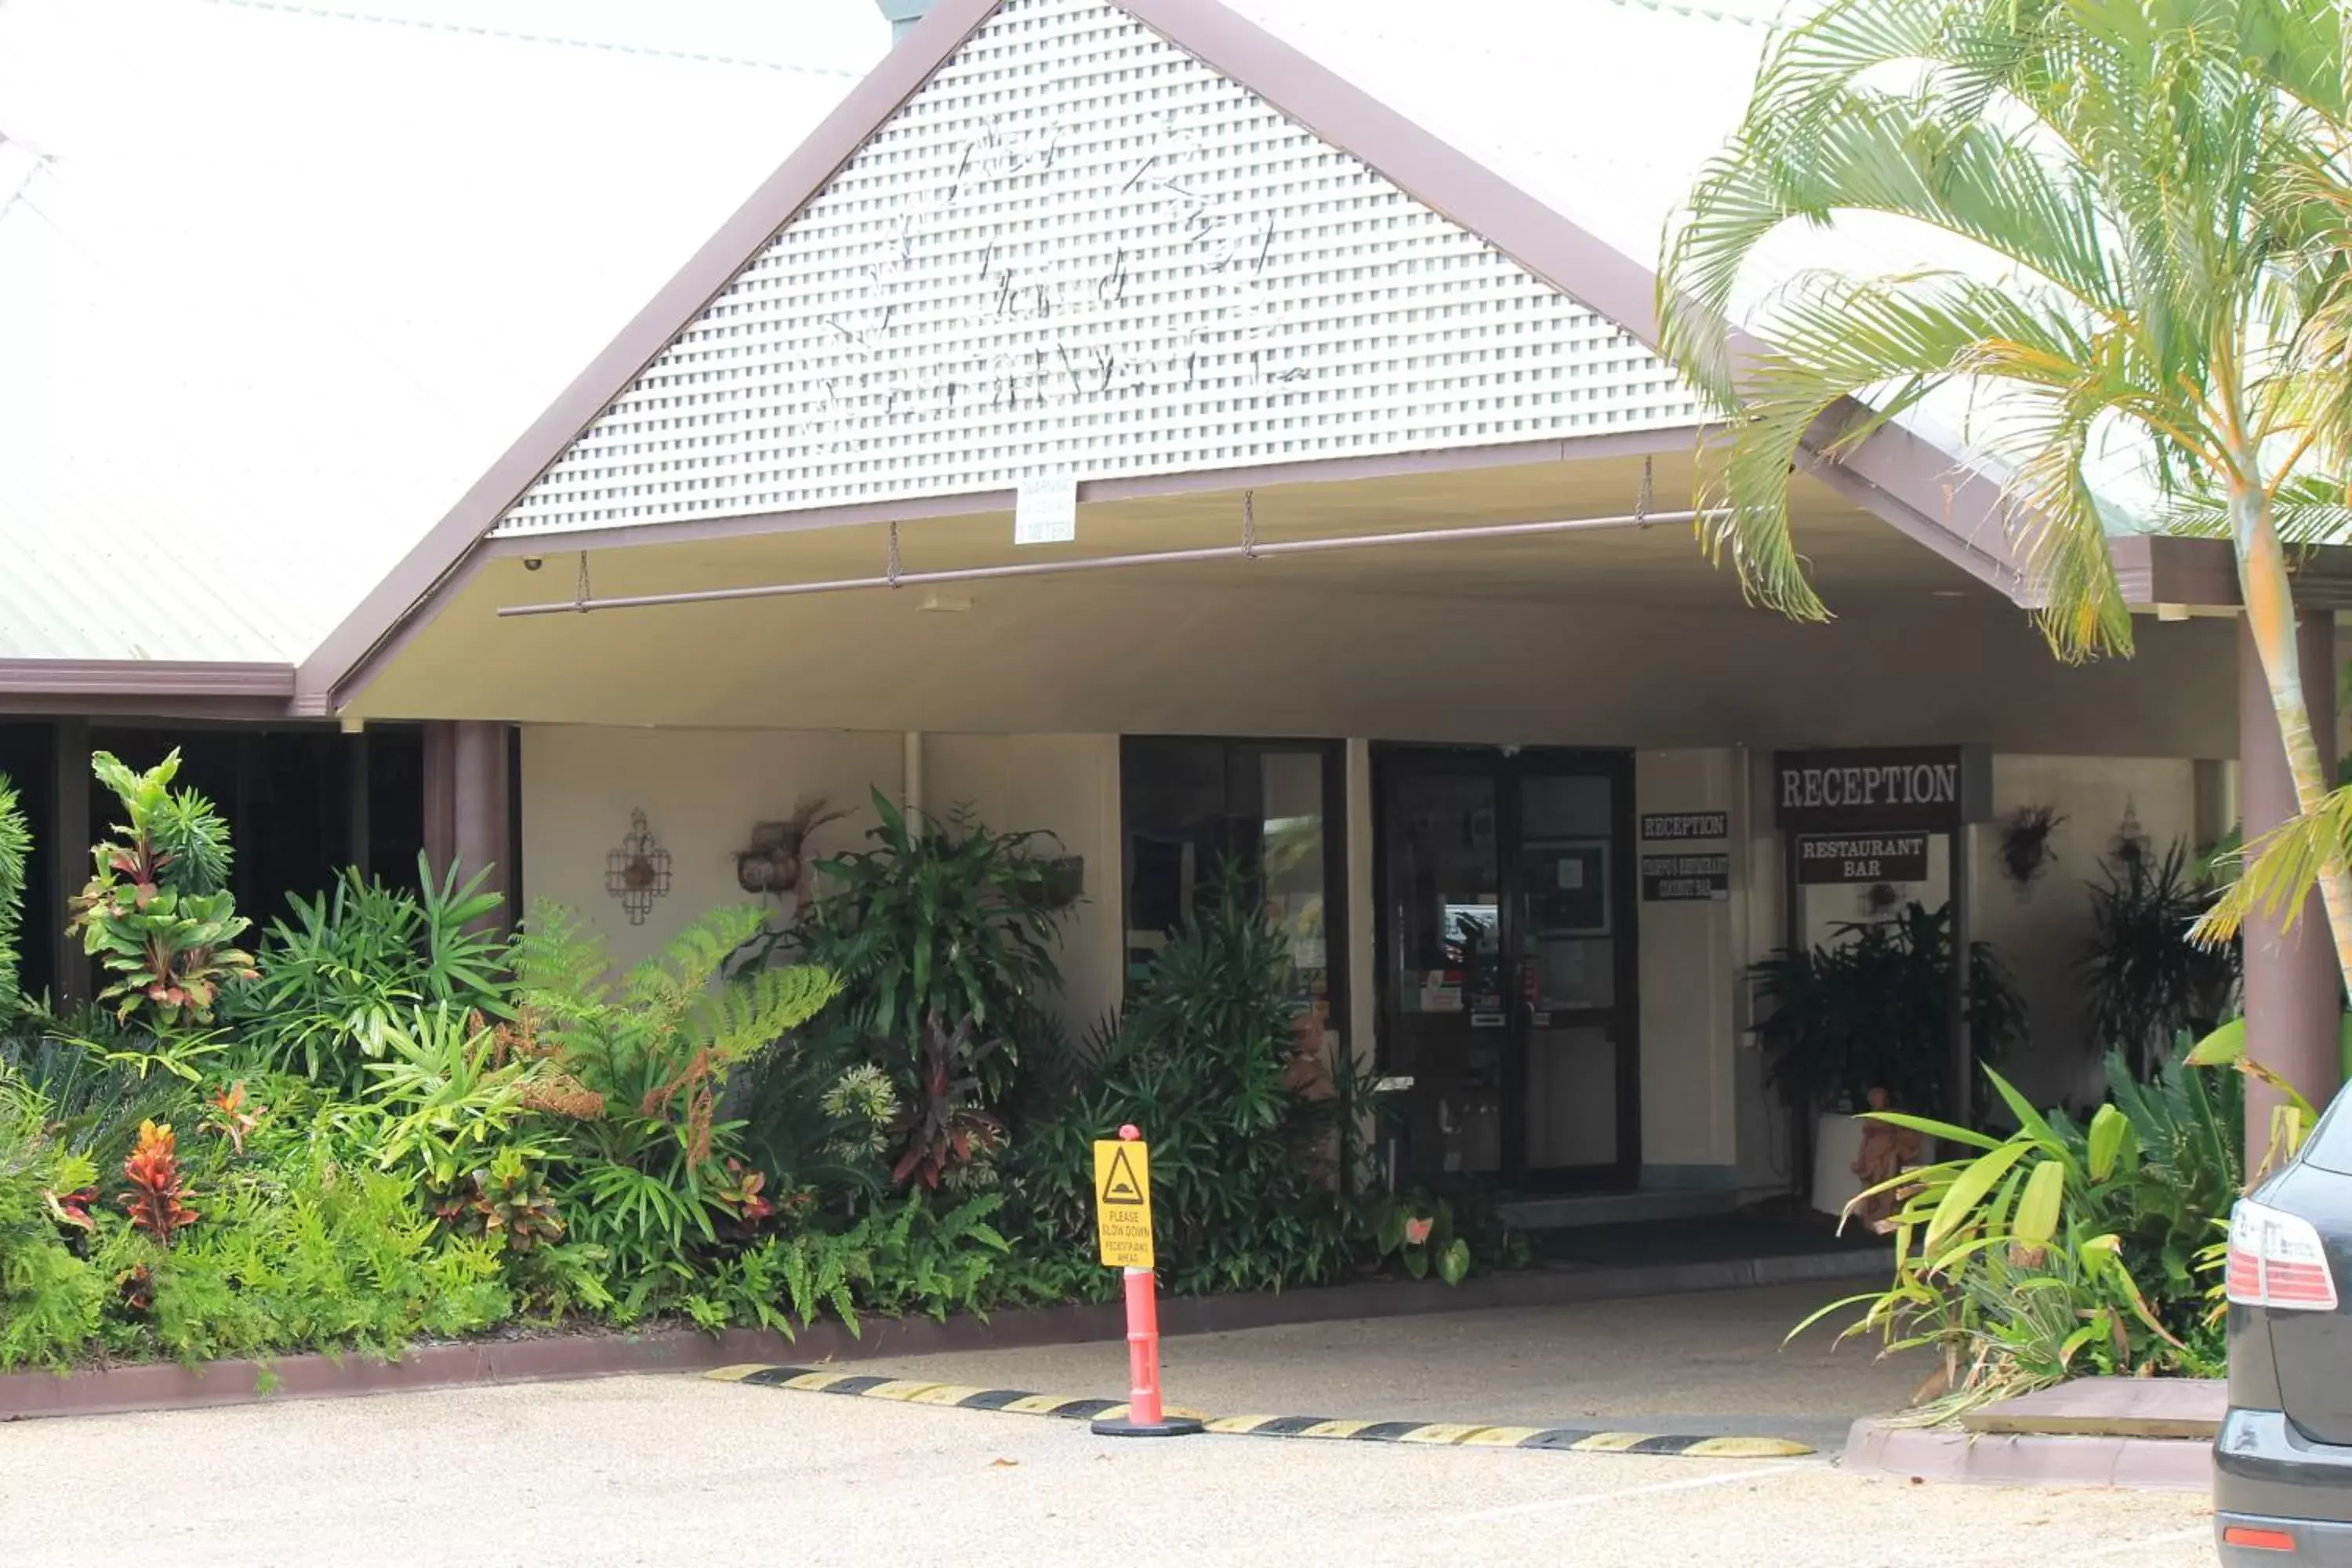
[605,810,673,926]
[2110,799,2154,872]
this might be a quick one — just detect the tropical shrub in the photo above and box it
[789,789,1067,1103]
[0,771,28,1019]
[0,1069,107,1369]
[1003,874,1357,1298]
[2081,840,2240,1080]
[491,902,840,1291]
[684,1190,1011,1340]
[0,1055,509,1369]
[1750,902,2025,1118]
[724,1040,895,1207]
[67,750,255,1026]
[1802,1036,2275,1414]
[1372,1191,1472,1286]
[229,855,507,1091]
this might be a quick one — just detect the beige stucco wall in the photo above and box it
[921,732,1124,1037]
[517,724,903,971]
[517,724,1130,1036]
[518,722,2220,1196]
[1633,748,1746,1184]
[1790,754,2205,1112]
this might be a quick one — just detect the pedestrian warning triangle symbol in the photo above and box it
[1099,1145,1145,1205]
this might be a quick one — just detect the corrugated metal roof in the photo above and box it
[0,0,886,666]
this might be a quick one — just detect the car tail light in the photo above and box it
[2223,1525,2299,1552]
[2227,1200,2340,1311]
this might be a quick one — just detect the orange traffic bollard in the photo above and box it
[1090,1124,1201,1438]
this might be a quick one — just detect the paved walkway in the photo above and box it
[0,1373,2212,1567]
[859,1281,1930,1454]
[0,1286,2226,1566]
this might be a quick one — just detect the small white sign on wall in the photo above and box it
[1014,475,1078,546]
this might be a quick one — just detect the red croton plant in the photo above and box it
[118,1120,198,1244]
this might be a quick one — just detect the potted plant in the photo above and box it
[1748,902,2026,1212]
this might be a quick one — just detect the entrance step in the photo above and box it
[1500,1188,1741,1231]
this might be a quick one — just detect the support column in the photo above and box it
[1947,823,1976,1134]
[452,722,512,923]
[2240,612,2343,1162]
[902,731,924,816]
[49,719,90,1006]
[423,720,510,924]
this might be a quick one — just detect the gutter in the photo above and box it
[0,659,297,699]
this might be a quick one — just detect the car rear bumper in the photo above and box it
[2219,1409,2352,1563]
[2217,1513,2352,1564]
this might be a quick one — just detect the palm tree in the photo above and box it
[1657,0,2352,997]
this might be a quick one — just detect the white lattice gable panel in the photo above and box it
[494,0,1703,538]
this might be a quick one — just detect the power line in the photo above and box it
[199,0,866,76]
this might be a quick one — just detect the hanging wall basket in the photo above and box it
[1998,805,2064,899]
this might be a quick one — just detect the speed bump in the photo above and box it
[704,1364,1813,1458]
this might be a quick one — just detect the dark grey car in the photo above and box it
[2217,1089,2352,1563]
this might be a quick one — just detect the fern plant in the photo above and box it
[0,773,29,1019]
[507,901,840,1280]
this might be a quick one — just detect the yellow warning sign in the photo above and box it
[1091,1139,1155,1268]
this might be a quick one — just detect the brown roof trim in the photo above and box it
[299,0,2035,713]
[291,0,1008,713]
[0,694,310,722]
[477,427,1704,558]
[0,659,295,699]
[2116,535,2352,612]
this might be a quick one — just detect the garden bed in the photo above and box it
[0,1243,1894,1421]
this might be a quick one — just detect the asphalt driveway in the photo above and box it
[0,1286,2218,1566]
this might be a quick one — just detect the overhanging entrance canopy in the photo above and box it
[292,0,2339,717]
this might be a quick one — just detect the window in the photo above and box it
[1120,737,1347,1058]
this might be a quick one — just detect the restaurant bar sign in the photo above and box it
[1773,746,1991,834]
[1798,833,1929,885]
[1642,853,1730,902]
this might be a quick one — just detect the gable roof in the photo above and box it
[299,0,2063,713]
[0,0,884,695]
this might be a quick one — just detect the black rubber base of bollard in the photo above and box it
[1091,1415,1207,1438]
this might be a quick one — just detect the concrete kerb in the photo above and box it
[709,1364,1819,1458]
[1839,1417,2213,1492]
[0,1247,1894,1425]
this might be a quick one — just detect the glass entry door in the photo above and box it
[1377,747,1638,1189]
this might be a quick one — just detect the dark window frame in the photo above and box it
[1116,735,1350,1054]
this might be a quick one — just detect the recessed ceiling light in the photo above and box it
[1930,590,1966,598]
[919,593,973,613]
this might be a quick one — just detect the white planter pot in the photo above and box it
[1809,1110,1867,1218]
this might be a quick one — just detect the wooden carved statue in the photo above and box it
[1849,1086,1925,1233]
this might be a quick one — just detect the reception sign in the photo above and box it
[1772,746,1991,835]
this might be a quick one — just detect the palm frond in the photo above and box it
[2194,785,2352,942]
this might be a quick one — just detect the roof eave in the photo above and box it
[0,659,296,699]
[296,0,2043,715]
[291,0,1007,716]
